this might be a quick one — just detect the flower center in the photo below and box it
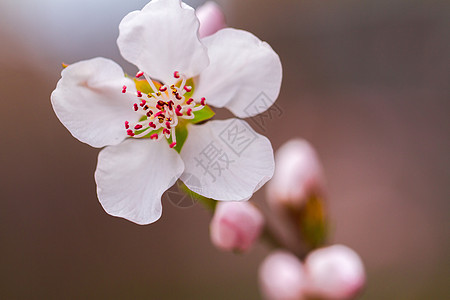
[122,70,206,149]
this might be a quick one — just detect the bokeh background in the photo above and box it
[1,0,449,299]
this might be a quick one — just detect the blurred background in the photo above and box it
[0,0,449,299]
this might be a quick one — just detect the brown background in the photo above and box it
[0,0,449,299]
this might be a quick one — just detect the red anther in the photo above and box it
[127,129,135,137]
[183,86,192,92]
[136,91,142,97]
[157,100,165,106]
[154,111,163,117]
[136,71,144,78]
[165,121,171,129]
[133,103,138,111]
[175,93,182,100]
[124,121,130,129]
[186,98,194,105]
[150,133,158,140]
[187,108,192,116]
[149,122,156,129]
[176,105,182,111]
[156,104,163,110]
[159,86,167,92]
[169,142,177,148]
[175,108,183,116]
[146,110,153,117]
[144,105,149,110]
[140,99,146,107]
[174,71,180,78]
[134,124,143,130]
[163,128,170,135]
[122,85,127,93]
[201,97,206,106]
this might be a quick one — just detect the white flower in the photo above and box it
[51,0,282,225]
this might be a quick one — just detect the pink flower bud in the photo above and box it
[267,139,325,209]
[259,251,307,300]
[210,202,264,252]
[305,245,366,300]
[196,1,226,38]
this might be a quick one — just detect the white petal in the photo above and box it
[95,138,184,225]
[51,57,138,148]
[180,119,274,201]
[117,0,209,84]
[195,28,282,118]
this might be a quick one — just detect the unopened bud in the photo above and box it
[267,139,325,209]
[259,251,306,300]
[304,245,365,300]
[210,202,264,252]
[196,1,226,38]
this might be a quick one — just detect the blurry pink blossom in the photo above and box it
[304,245,366,300]
[196,1,226,38]
[259,251,307,300]
[210,202,264,252]
[267,139,325,209]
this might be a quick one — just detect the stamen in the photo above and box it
[124,70,210,148]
